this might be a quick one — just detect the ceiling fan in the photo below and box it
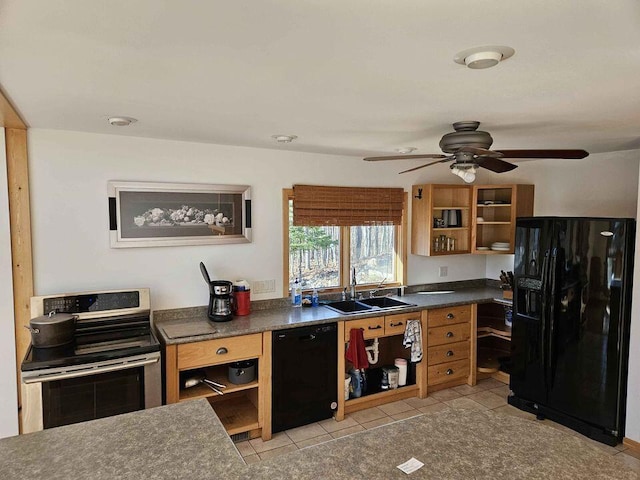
[364,121,589,181]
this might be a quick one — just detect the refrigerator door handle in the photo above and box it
[546,248,559,390]
[539,249,551,374]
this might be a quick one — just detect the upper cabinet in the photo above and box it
[411,184,472,256]
[471,185,534,254]
[412,183,534,256]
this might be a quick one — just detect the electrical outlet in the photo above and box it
[439,266,448,278]
[253,279,276,294]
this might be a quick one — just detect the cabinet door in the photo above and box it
[384,312,417,336]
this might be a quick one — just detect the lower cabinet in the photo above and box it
[164,332,270,441]
[337,312,426,420]
[425,304,475,392]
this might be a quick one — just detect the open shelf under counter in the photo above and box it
[207,392,259,435]
[178,364,259,402]
[344,384,419,414]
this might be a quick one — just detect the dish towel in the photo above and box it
[346,328,369,369]
[403,319,423,362]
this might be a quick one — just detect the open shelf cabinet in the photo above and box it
[476,303,511,384]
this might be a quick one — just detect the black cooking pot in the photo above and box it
[26,311,77,348]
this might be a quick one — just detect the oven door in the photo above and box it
[21,352,161,433]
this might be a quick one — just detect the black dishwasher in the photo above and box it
[272,323,338,433]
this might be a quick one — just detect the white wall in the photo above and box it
[28,129,487,310]
[0,128,19,438]
[626,161,640,442]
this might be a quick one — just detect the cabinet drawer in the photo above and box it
[427,323,470,347]
[427,305,471,328]
[344,316,385,340]
[177,333,262,370]
[428,359,469,386]
[427,340,469,366]
[384,312,418,336]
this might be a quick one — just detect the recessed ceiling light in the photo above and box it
[108,116,137,127]
[453,45,515,69]
[271,135,298,143]
[396,147,417,154]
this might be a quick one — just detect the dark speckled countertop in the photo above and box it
[154,286,511,345]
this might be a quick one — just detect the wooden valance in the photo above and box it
[292,185,404,226]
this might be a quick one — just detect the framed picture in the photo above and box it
[108,181,251,248]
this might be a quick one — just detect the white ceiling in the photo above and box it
[1,0,640,160]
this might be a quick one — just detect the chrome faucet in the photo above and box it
[369,277,387,298]
[350,267,357,300]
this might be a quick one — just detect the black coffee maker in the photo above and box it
[200,262,234,322]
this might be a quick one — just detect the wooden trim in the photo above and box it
[398,192,408,285]
[260,331,272,440]
[0,88,26,129]
[344,385,419,414]
[6,128,33,413]
[417,310,428,398]
[282,189,292,297]
[468,303,478,386]
[336,321,345,421]
[164,344,179,404]
[623,437,640,454]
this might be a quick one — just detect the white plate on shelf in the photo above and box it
[491,246,511,251]
[491,242,510,248]
[477,246,490,251]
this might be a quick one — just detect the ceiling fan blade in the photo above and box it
[364,154,447,162]
[476,157,518,173]
[399,158,450,174]
[458,146,503,158]
[494,149,589,159]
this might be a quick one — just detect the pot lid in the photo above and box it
[30,311,76,326]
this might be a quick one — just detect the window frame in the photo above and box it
[282,188,407,296]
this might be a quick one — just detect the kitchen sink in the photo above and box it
[324,297,415,315]
[358,297,410,308]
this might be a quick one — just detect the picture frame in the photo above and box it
[108,181,251,248]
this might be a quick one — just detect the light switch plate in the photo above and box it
[439,266,448,278]
[253,279,276,294]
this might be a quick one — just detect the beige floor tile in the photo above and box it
[418,402,451,415]
[390,410,422,421]
[378,400,414,416]
[296,433,334,449]
[477,378,506,389]
[257,443,299,461]
[492,405,537,421]
[235,440,256,457]
[330,424,365,439]
[429,388,462,401]
[404,396,441,409]
[444,397,488,411]
[348,406,387,424]
[467,391,508,409]
[452,384,486,395]
[360,416,395,430]
[614,452,640,474]
[318,416,359,433]
[249,432,293,454]
[489,384,511,397]
[615,443,628,453]
[243,454,261,465]
[285,422,327,443]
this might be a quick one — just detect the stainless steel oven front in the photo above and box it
[21,288,162,433]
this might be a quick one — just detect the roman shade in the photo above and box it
[292,185,404,226]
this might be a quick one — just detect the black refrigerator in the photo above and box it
[509,217,635,446]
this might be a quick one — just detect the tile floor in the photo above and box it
[235,378,640,474]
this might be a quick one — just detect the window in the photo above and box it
[283,189,407,294]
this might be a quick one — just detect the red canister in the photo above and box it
[233,281,251,316]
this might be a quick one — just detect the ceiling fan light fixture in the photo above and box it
[453,46,515,70]
[451,165,477,183]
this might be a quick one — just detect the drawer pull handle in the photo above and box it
[446,350,454,357]
[446,369,454,375]
[368,325,383,330]
[446,331,454,338]
[446,313,455,319]
[216,347,228,355]
[390,322,403,327]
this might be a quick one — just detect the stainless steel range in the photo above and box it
[21,288,161,433]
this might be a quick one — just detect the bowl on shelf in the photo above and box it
[477,246,490,251]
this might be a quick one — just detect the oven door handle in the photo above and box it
[22,354,160,383]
